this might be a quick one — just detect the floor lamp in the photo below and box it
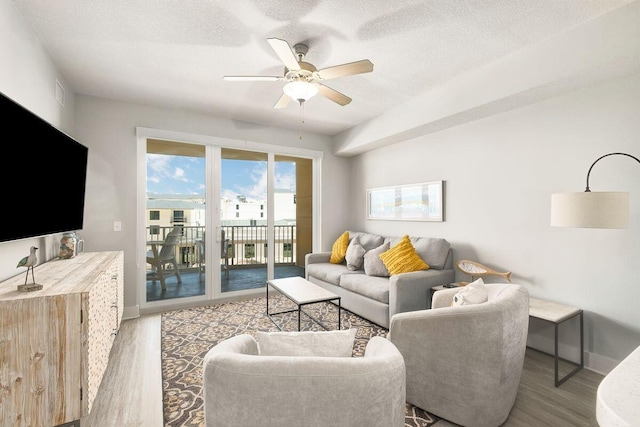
[551,152,640,228]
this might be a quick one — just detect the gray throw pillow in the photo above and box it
[363,242,390,277]
[349,232,385,251]
[345,235,366,271]
[257,329,357,357]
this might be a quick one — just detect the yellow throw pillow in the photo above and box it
[379,235,430,275]
[330,231,350,264]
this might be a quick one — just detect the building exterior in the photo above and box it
[146,190,297,266]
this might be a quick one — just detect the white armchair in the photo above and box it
[388,283,529,427]
[203,330,406,427]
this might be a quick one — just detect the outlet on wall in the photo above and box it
[113,221,122,232]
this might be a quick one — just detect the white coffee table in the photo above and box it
[266,276,341,331]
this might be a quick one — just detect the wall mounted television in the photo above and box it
[0,91,88,243]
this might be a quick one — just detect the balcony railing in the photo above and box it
[146,225,297,269]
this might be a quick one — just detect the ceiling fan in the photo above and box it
[223,38,373,109]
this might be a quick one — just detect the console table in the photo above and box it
[528,297,583,387]
[0,251,124,426]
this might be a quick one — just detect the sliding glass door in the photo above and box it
[145,140,206,303]
[220,149,269,293]
[274,155,312,279]
[138,130,318,310]
[219,150,310,294]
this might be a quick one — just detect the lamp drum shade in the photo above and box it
[551,192,629,229]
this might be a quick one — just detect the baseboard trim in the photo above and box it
[123,304,140,320]
[527,333,620,375]
[584,351,620,375]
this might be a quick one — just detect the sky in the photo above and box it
[146,154,296,201]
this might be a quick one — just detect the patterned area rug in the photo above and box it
[161,295,441,426]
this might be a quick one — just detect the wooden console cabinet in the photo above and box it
[0,251,124,426]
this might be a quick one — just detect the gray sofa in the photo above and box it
[305,231,455,328]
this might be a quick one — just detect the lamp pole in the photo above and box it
[585,152,640,192]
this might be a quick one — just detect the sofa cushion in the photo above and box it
[330,231,350,264]
[386,235,450,270]
[379,235,430,275]
[340,274,390,304]
[345,235,366,271]
[363,242,390,277]
[307,262,362,286]
[256,329,357,357]
[414,237,450,270]
[349,231,385,251]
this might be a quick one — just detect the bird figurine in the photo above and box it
[17,246,41,291]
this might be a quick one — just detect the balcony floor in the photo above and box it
[146,265,305,302]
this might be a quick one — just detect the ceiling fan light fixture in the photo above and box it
[283,81,318,103]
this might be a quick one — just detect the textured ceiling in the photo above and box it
[12,0,635,135]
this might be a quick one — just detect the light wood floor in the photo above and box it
[81,315,163,427]
[86,314,604,427]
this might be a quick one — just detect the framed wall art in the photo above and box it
[366,180,444,221]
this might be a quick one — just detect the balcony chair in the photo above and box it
[197,230,230,280]
[146,227,183,290]
[221,229,229,279]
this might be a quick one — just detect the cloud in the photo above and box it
[147,153,172,175]
[232,162,296,201]
[173,167,188,182]
[147,154,295,198]
[147,154,205,194]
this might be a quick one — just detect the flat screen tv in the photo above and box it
[1,91,88,243]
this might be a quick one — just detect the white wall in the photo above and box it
[73,95,346,315]
[0,1,76,281]
[347,72,640,371]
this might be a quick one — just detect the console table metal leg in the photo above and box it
[554,310,584,387]
[554,322,560,387]
[580,311,584,368]
[338,299,341,330]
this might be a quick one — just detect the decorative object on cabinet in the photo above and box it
[59,232,79,259]
[15,245,41,291]
[367,181,444,221]
[0,251,124,426]
[551,152,639,228]
[455,259,511,283]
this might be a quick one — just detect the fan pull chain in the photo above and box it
[299,100,305,140]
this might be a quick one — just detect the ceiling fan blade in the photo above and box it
[267,37,300,71]
[223,76,282,82]
[317,59,373,80]
[317,84,352,106]
[273,93,291,109]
